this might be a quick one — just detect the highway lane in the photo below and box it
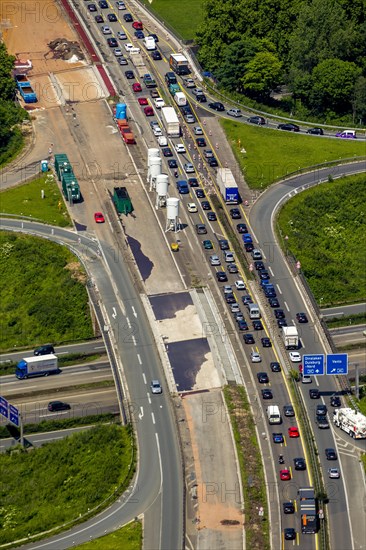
[249,162,366,550]
[0,339,106,363]
[321,303,366,318]
[0,219,183,550]
[0,426,94,452]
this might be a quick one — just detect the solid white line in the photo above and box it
[284,301,290,312]
[93,345,105,349]
[56,351,69,355]
[151,412,156,424]
[276,284,282,294]
[300,339,305,349]
[155,432,163,550]
[33,436,64,443]
[268,266,274,277]
[142,373,146,384]
[137,354,142,365]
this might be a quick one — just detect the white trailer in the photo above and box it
[282,326,299,349]
[161,107,180,137]
[174,92,187,107]
[333,408,366,439]
[16,354,59,379]
[217,168,239,204]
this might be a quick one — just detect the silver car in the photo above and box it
[251,351,262,363]
[184,163,195,173]
[193,126,203,135]
[209,255,221,266]
[151,380,162,394]
[328,468,340,479]
[230,302,240,313]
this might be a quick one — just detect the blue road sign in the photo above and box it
[326,354,348,375]
[0,396,9,420]
[9,404,20,427]
[303,354,325,376]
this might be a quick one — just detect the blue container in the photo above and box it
[41,160,49,172]
[115,103,127,119]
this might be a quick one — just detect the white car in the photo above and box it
[184,77,195,88]
[328,468,340,479]
[301,375,312,384]
[289,351,302,362]
[193,87,204,96]
[235,280,246,291]
[187,203,198,213]
[102,26,112,35]
[209,255,220,266]
[223,285,232,294]
[124,43,134,52]
[117,31,127,40]
[114,48,123,57]
[251,351,261,363]
[193,126,203,135]
[154,97,165,109]
[157,135,168,147]
[116,1,126,9]
[230,302,240,313]
[227,108,242,117]
[153,126,162,136]
[184,163,195,173]
[175,143,186,154]
[150,380,162,394]
[224,251,235,263]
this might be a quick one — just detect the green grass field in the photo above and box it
[141,0,204,41]
[0,232,94,351]
[0,425,134,545]
[277,174,366,306]
[221,120,366,188]
[76,521,142,550]
[0,172,71,226]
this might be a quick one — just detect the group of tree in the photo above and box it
[196,0,366,121]
[0,42,27,164]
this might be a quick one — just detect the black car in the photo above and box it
[259,270,270,280]
[307,127,324,135]
[241,295,253,305]
[107,38,118,47]
[196,94,207,103]
[253,320,263,330]
[283,501,295,514]
[123,13,133,21]
[151,51,162,60]
[88,3,97,11]
[162,147,173,157]
[216,271,228,282]
[218,239,229,250]
[262,389,273,399]
[230,208,241,219]
[244,242,254,252]
[225,294,236,304]
[284,528,296,541]
[255,261,265,270]
[248,115,265,125]
[195,189,205,198]
[95,14,104,22]
[264,288,276,298]
[168,159,178,169]
[268,297,280,308]
[108,13,117,21]
[99,0,108,7]
[236,223,248,233]
[309,388,320,399]
[261,337,272,348]
[207,211,217,221]
[208,157,218,167]
[316,404,328,416]
[188,177,198,187]
[237,320,248,331]
[243,333,255,344]
[325,448,337,460]
[125,70,134,79]
[277,123,300,132]
[34,344,55,356]
[165,72,177,85]
[149,33,159,42]
[296,312,308,323]
[316,415,330,429]
[277,318,287,327]
[294,457,306,470]
[270,362,281,372]
[201,201,211,210]
[196,137,206,147]
[283,404,295,417]
[330,395,341,407]
[274,309,285,319]
[208,102,225,111]
[48,401,71,412]
[257,372,269,383]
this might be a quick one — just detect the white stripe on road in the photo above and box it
[276,284,282,294]
[142,373,146,384]
[151,412,156,424]
[284,301,290,312]
[137,354,142,365]
[268,266,274,276]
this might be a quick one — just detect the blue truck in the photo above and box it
[16,354,59,380]
[15,74,37,103]
[217,168,239,204]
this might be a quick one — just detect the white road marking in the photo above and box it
[314,376,319,387]
[284,301,290,312]
[132,335,137,346]
[33,436,64,443]
[131,306,137,318]
[93,345,105,350]
[142,373,146,384]
[56,351,69,355]
[151,412,156,424]
[137,354,142,365]
[126,317,131,328]
[138,406,144,419]
[112,307,117,319]
[148,394,151,404]
[300,339,305,349]
[276,284,282,294]
[268,266,274,276]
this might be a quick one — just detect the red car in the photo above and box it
[144,106,154,116]
[280,469,291,481]
[132,20,143,30]
[132,82,142,93]
[288,426,300,438]
[94,212,105,223]
[138,97,148,105]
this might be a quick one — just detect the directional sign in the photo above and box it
[9,404,20,427]
[303,354,325,376]
[0,396,9,420]
[326,354,348,375]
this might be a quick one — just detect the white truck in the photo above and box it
[143,36,156,50]
[333,408,366,439]
[217,168,239,204]
[282,326,299,349]
[130,52,148,77]
[161,106,180,137]
[16,354,59,380]
[174,92,187,107]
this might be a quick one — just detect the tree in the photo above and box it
[352,76,366,123]
[0,43,16,101]
[215,37,264,91]
[242,51,283,97]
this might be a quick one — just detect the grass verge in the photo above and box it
[0,232,94,351]
[0,424,135,545]
[0,172,71,226]
[224,385,270,550]
[361,454,366,474]
[140,0,204,41]
[220,119,366,189]
[75,520,142,550]
[276,175,366,306]
[0,128,24,168]
[326,313,366,328]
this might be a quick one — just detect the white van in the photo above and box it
[336,129,356,139]
[267,405,281,424]
[143,36,156,50]
[174,92,187,107]
[247,303,261,319]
